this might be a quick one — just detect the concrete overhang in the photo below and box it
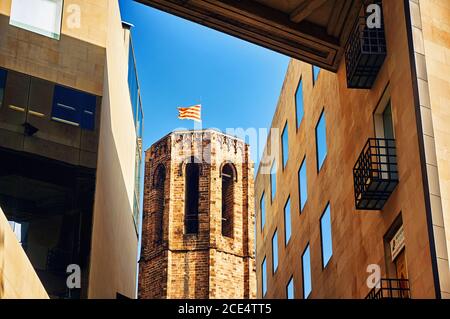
[135,0,362,72]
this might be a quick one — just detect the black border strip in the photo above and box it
[403,0,441,299]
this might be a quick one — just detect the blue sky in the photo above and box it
[118,0,289,166]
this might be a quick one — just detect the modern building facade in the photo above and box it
[139,129,256,299]
[255,0,450,299]
[0,0,143,298]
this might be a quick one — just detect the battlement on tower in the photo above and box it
[139,129,256,299]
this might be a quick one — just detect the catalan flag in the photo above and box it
[178,104,201,122]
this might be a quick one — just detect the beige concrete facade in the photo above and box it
[88,0,139,299]
[255,0,450,299]
[0,0,140,298]
[409,0,450,299]
[0,207,48,298]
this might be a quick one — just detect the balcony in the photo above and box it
[353,138,398,210]
[345,1,387,89]
[366,279,411,299]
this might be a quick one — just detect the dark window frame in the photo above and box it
[312,66,321,86]
[315,108,327,172]
[262,257,267,298]
[270,160,276,203]
[286,275,294,299]
[260,191,265,232]
[284,196,291,246]
[298,156,307,213]
[281,121,289,170]
[221,163,235,238]
[301,243,312,299]
[319,202,333,269]
[295,77,304,130]
[184,159,200,235]
[272,229,278,274]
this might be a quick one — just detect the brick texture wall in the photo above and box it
[138,130,256,299]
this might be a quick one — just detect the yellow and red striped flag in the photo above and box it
[177,104,201,122]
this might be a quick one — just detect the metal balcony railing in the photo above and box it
[345,0,387,89]
[366,279,411,299]
[353,138,398,210]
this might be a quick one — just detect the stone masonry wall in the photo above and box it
[139,130,256,299]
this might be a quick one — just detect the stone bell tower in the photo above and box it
[138,129,256,299]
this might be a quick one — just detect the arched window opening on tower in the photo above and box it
[153,164,166,244]
[221,163,235,238]
[185,160,200,234]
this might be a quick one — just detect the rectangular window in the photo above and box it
[10,0,63,40]
[282,122,288,169]
[262,257,267,297]
[284,197,291,245]
[128,39,144,138]
[287,276,294,299]
[185,162,200,234]
[302,245,312,298]
[272,230,278,273]
[0,69,6,108]
[313,66,320,85]
[260,192,265,232]
[8,221,23,244]
[299,157,307,212]
[270,161,276,202]
[296,79,304,128]
[51,85,97,130]
[315,110,327,171]
[320,203,333,268]
[128,41,138,121]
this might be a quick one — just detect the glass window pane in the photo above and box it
[299,157,307,212]
[51,85,96,130]
[316,110,327,171]
[313,66,320,85]
[284,198,291,244]
[271,161,276,202]
[287,277,294,299]
[128,41,138,124]
[262,258,267,297]
[282,122,288,169]
[10,0,63,40]
[302,245,312,298]
[296,79,304,127]
[272,230,278,273]
[320,203,333,268]
[0,70,29,129]
[260,192,265,231]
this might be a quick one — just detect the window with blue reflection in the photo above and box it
[260,192,265,231]
[284,197,291,245]
[272,230,278,273]
[313,66,320,85]
[136,100,143,137]
[315,110,327,171]
[128,41,139,124]
[320,203,333,268]
[287,277,294,299]
[262,257,267,297]
[0,69,6,107]
[299,157,307,212]
[270,161,276,202]
[296,79,304,128]
[302,245,312,298]
[51,85,96,130]
[282,122,288,169]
